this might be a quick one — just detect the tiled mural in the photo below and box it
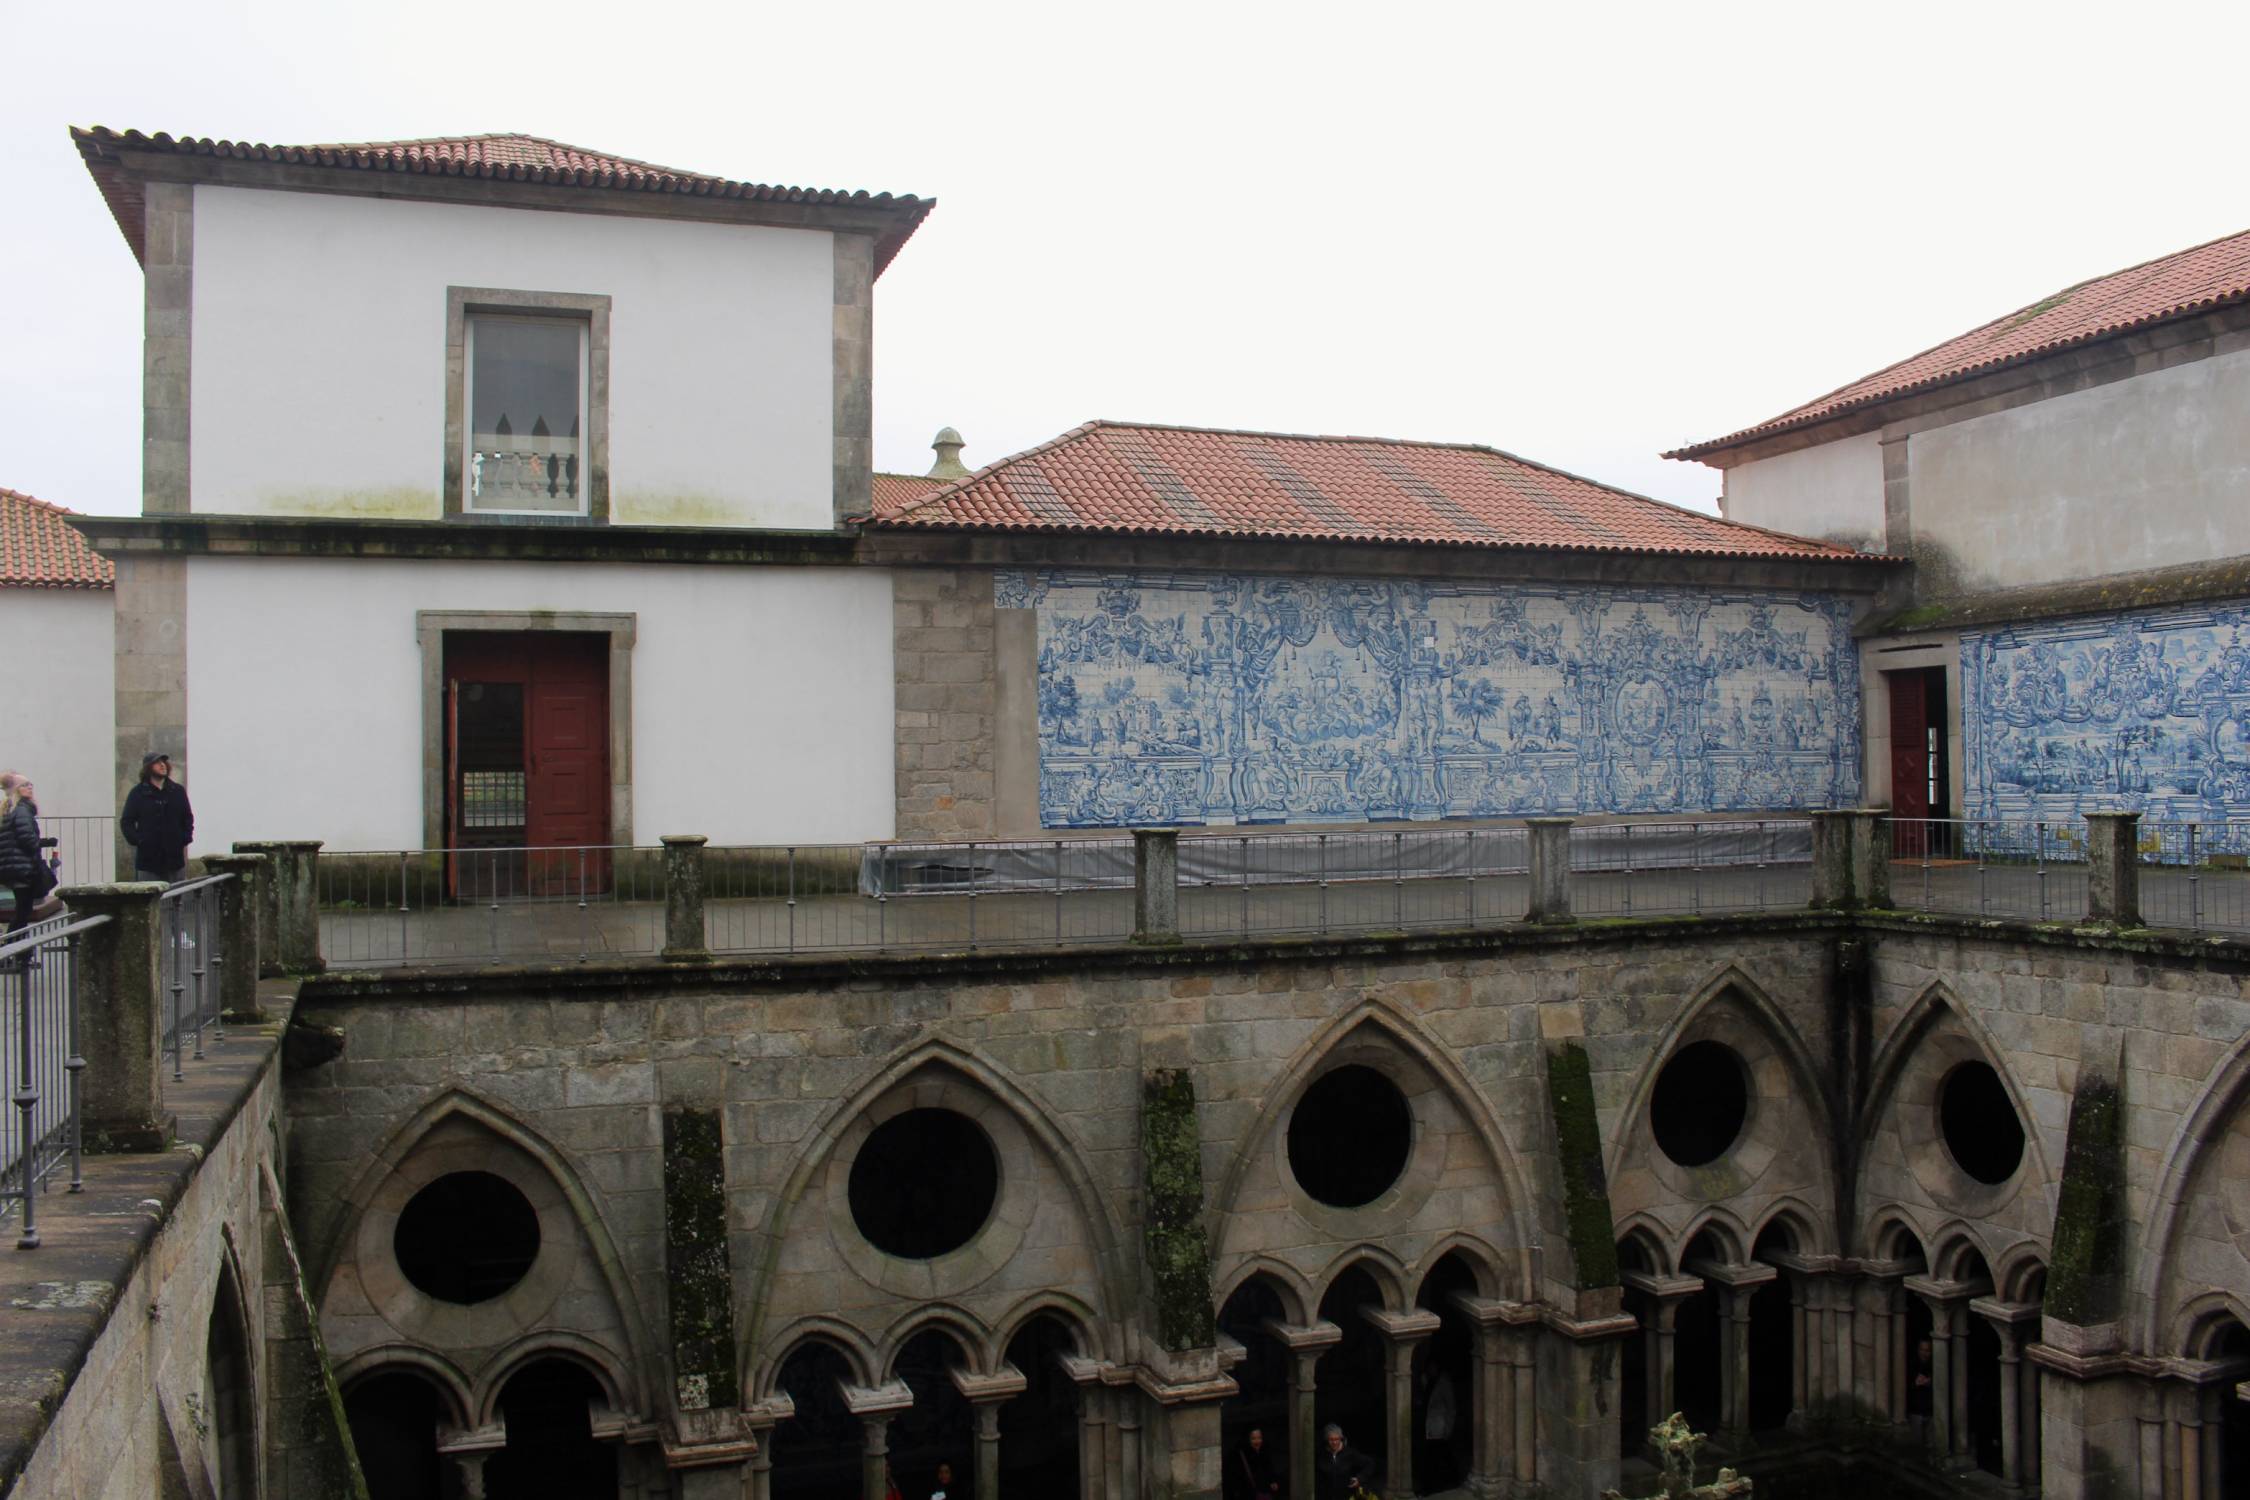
[1963,601,2250,824]
[999,570,1863,827]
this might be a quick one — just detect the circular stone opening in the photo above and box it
[1287,1065,1413,1208]
[848,1109,1000,1260]
[393,1171,541,1304]
[1939,1061,2025,1185]
[1650,1041,1750,1167]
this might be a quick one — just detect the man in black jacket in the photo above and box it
[1313,1424,1377,1499]
[120,752,195,883]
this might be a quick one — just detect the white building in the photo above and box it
[0,486,116,874]
[71,129,933,860]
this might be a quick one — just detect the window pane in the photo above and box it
[469,315,583,513]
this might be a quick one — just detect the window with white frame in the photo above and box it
[464,313,590,515]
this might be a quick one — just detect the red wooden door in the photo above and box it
[524,639,608,895]
[1888,668,1945,855]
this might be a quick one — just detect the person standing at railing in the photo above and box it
[120,751,195,884]
[0,774,63,937]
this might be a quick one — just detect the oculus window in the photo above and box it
[466,313,589,515]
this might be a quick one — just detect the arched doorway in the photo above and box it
[771,1340,862,1500]
[203,1262,258,1499]
[889,1329,975,1500]
[1218,1276,1293,1500]
[1674,1230,1726,1438]
[485,1358,616,1500]
[1411,1254,1477,1494]
[343,1370,447,1500]
[1314,1266,1389,1487]
[998,1316,1081,1496]
[1747,1223,1797,1434]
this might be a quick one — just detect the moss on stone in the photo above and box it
[1142,1069,1216,1350]
[663,1108,741,1408]
[2044,1069,2126,1326]
[1545,1042,1620,1290]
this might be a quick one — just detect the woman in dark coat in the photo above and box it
[1229,1426,1282,1500]
[0,777,60,937]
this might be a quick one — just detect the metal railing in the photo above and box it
[1176,826,1533,938]
[158,875,232,1077]
[1888,819,2089,923]
[0,915,101,1247]
[705,839,1138,954]
[1571,820,1812,918]
[36,816,116,888]
[2138,822,2250,936]
[317,846,666,967]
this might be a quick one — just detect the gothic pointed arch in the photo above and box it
[474,1332,633,1426]
[1212,1257,1318,1327]
[878,1302,997,1378]
[312,1086,655,1416]
[743,1035,1131,1365]
[1604,962,1832,1185]
[2139,1026,2250,1349]
[1312,1244,1412,1313]
[333,1345,478,1426]
[748,1317,880,1401]
[1209,996,1535,1298]
[1854,980,2053,1195]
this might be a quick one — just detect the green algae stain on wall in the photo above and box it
[1142,1069,1216,1351]
[663,1108,741,1409]
[1546,1041,1621,1290]
[2045,1069,2125,1327]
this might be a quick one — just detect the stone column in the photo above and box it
[58,881,171,1151]
[1264,1320,1341,1500]
[1972,1297,2040,1490]
[1367,1308,1439,1496]
[662,835,709,960]
[1117,1398,1143,1500]
[1906,1277,1972,1460]
[973,1400,1003,1500]
[747,1442,773,1500]
[1451,1297,1516,1498]
[1508,1324,1537,1491]
[230,839,324,973]
[198,852,266,1021]
[860,1417,891,1500]
[1132,829,1179,944]
[1621,1272,1704,1431]
[2084,811,2142,926]
[1525,818,1574,923]
[1849,808,1892,909]
[454,1453,489,1500]
[1692,1260,1775,1441]
[1058,1358,1106,1500]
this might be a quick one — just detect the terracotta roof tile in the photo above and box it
[872,472,944,511]
[70,127,933,275]
[0,489,113,589]
[867,421,1871,561]
[1672,226,2250,459]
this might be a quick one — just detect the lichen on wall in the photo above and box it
[1545,1041,1621,1290]
[2044,1068,2125,1326]
[663,1108,741,1409]
[1142,1069,1216,1350]
[1004,569,1863,827]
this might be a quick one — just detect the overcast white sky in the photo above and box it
[6,0,2247,519]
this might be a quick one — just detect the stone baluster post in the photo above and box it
[198,852,266,1021]
[1525,817,1574,923]
[1809,810,1856,909]
[2084,811,2142,926]
[1132,828,1180,944]
[662,835,710,960]
[230,839,324,973]
[58,881,171,1151]
[1849,808,1892,909]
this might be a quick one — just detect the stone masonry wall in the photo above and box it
[892,567,998,839]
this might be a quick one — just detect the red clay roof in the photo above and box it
[1671,225,2250,460]
[865,421,1872,561]
[872,472,944,511]
[0,489,113,590]
[70,127,932,275]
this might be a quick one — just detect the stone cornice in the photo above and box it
[1858,553,2250,637]
[68,512,862,568]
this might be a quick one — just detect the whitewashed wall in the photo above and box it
[183,557,894,852]
[190,186,836,529]
[1718,430,1886,553]
[1906,347,2250,590]
[0,588,115,832]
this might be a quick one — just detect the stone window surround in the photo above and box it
[415,610,636,851]
[443,287,613,523]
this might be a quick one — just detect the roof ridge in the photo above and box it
[0,486,78,517]
[1670,222,2250,459]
